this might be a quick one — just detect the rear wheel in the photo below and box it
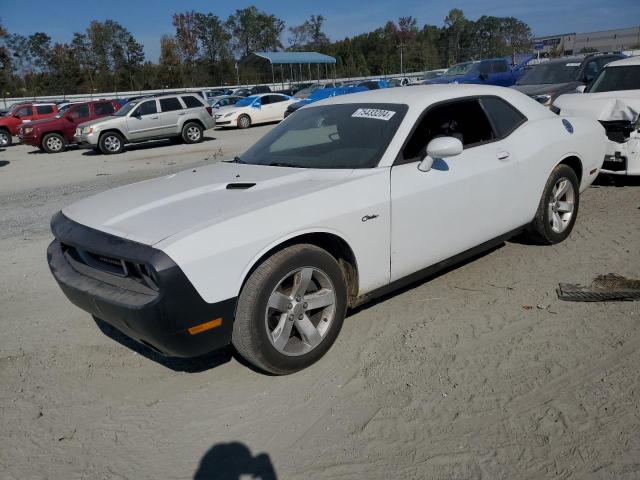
[525,164,580,244]
[42,133,66,154]
[232,244,348,375]
[99,132,124,155]
[237,114,251,129]
[182,122,203,144]
[0,129,11,147]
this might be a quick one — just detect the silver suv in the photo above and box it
[74,94,216,154]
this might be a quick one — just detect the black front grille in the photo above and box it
[61,243,159,293]
[600,120,635,143]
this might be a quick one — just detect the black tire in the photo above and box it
[182,122,203,144]
[0,129,12,147]
[525,164,580,244]
[232,244,348,375]
[237,114,251,129]
[41,133,67,154]
[99,132,125,155]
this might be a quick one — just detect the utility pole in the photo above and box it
[398,42,406,76]
[235,62,240,87]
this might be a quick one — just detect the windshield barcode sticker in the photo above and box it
[352,108,396,121]
[565,63,581,67]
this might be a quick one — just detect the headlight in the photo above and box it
[533,94,552,106]
[23,127,33,134]
[83,126,94,134]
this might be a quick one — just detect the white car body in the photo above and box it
[214,93,296,128]
[60,85,605,307]
[554,56,640,176]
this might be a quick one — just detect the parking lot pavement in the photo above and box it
[1,128,639,478]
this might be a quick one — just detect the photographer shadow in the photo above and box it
[194,442,277,480]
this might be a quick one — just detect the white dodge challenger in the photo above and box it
[48,85,606,374]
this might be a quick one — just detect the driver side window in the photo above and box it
[134,100,157,116]
[15,106,33,117]
[399,99,495,164]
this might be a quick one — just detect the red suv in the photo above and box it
[0,103,58,147]
[19,100,121,153]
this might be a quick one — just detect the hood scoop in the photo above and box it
[226,182,256,190]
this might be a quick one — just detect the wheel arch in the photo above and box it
[99,128,127,142]
[556,154,583,184]
[182,118,205,131]
[239,230,360,306]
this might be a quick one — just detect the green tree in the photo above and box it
[226,6,284,58]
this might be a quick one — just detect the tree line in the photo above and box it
[0,7,533,98]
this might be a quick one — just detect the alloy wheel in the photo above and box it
[264,267,336,356]
[548,177,575,233]
[186,126,201,141]
[0,132,9,146]
[46,136,63,152]
[104,135,121,152]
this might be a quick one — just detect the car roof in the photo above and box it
[311,84,553,121]
[606,56,640,67]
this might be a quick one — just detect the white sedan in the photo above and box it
[48,85,605,374]
[214,93,296,129]
[554,55,640,176]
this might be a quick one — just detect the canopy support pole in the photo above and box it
[280,64,284,91]
[271,63,275,88]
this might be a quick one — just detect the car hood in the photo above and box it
[78,116,118,129]
[554,90,640,122]
[62,161,355,246]
[511,82,581,96]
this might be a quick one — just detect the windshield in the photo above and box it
[236,103,408,169]
[114,101,139,116]
[54,104,74,118]
[444,62,477,76]
[235,96,258,107]
[517,61,581,85]
[588,65,640,93]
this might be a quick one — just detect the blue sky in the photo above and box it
[3,0,639,61]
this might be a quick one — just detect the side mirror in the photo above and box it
[131,111,141,118]
[14,114,21,119]
[575,85,586,93]
[418,137,463,172]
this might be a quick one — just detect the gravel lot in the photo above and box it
[1,128,639,480]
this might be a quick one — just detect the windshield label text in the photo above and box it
[352,108,396,121]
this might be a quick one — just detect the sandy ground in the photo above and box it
[0,128,639,480]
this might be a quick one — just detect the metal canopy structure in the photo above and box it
[252,52,336,65]
[250,52,337,90]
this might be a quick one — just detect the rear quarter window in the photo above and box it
[159,97,183,112]
[181,96,204,108]
[481,97,527,138]
[36,105,54,115]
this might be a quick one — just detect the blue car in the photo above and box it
[424,56,533,87]
[284,85,370,117]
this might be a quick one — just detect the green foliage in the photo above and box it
[0,7,535,97]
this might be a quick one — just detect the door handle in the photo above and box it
[497,151,510,160]
[178,112,186,116]
[151,116,159,119]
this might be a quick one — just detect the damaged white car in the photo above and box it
[554,56,640,176]
[48,85,606,374]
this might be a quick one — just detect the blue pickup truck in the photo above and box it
[424,56,533,87]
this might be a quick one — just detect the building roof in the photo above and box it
[252,52,336,65]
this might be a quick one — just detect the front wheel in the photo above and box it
[525,164,580,244]
[0,129,11,147]
[232,244,348,375]
[42,133,67,153]
[99,132,125,155]
[237,114,251,129]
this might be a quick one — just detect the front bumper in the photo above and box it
[19,131,39,146]
[47,212,236,358]
[74,130,100,147]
